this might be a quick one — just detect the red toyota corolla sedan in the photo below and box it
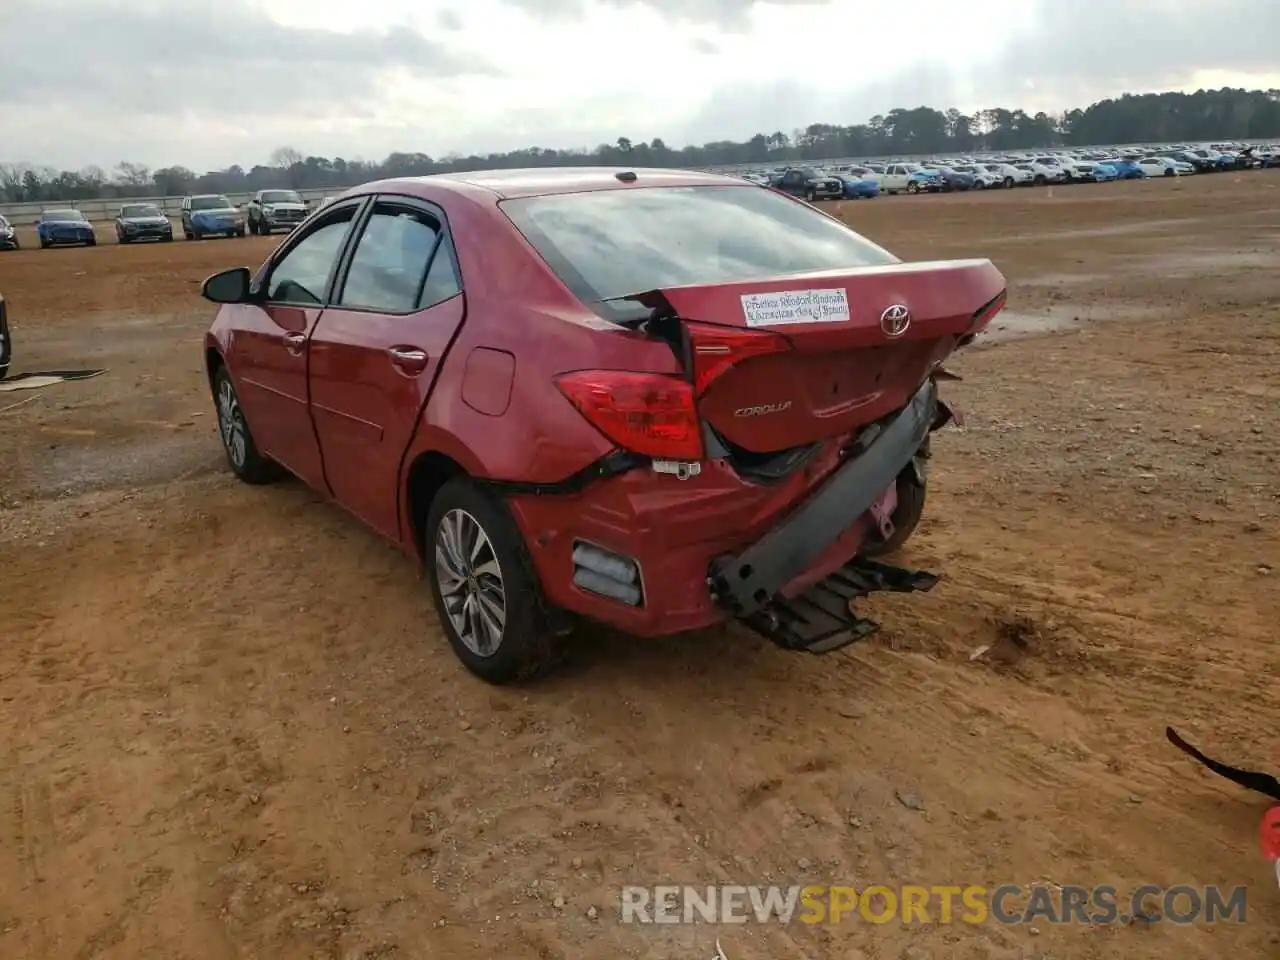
[201,168,1006,683]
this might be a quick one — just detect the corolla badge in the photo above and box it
[880,304,911,337]
[734,401,792,417]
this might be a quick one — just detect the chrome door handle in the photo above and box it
[388,347,427,363]
[283,332,305,355]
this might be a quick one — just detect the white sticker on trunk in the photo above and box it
[740,288,851,327]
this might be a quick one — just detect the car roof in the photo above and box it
[364,167,747,201]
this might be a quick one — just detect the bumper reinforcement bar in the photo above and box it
[740,556,939,654]
[708,378,937,617]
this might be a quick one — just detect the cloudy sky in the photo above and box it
[1,0,1276,171]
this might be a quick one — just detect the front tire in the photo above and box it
[213,365,281,485]
[907,181,920,194]
[426,478,563,684]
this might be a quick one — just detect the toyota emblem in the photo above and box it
[880,304,910,337]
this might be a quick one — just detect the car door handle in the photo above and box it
[388,346,428,373]
[283,332,306,355]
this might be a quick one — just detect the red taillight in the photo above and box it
[685,322,791,398]
[555,370,703,460]
[969,290,1007,333]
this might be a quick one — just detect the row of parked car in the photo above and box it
[0,190,339,250]
[744,142,1280,200]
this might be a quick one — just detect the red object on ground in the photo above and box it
[1261,806,1280,860]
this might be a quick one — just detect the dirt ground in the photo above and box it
[1,174,1278,960]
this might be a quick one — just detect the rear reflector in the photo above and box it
[572,540,643,606]
[684,322,791,398]
[555,370,703,460]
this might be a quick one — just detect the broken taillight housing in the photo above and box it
[969,290,1007,332]
[683,322,792,398]
[555,370,703,460]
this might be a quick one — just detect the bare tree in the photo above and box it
[270,146,304,169]
[270,146,304,187]
[0,163,25,200]
[114,161,152,187]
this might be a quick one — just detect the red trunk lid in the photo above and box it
[657,259,1005,453]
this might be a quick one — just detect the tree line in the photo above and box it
[3,87,1278,203]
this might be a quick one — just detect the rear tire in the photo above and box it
[860,473,927,558]
[425,477,564,684]
[1003,176,1014,188]
[213,365,282,485]
[907,181,920,194]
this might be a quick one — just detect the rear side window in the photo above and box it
[500,185,898,305]
[338,204,441,313]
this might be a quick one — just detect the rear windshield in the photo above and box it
[500,185,898,307]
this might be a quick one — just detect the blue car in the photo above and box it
[1076,161,1118,182]
[36,208,96,248]
[837,175,880,199]
[1110,159,1147,180]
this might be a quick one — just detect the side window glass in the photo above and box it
[419,237,462,308]
[338,204,440,313]
[266,211,357,305]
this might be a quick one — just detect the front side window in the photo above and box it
[266,209,357,304]
[338,204,441,313]
[501,184,898,309]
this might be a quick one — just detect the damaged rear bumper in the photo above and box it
[708,378,942,621]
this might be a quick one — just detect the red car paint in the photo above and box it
[205,168,1005,639]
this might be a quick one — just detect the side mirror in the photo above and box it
[202,267,253,304]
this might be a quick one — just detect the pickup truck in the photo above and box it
[246,189,310,235]
[769,167,844,201]
[880,163,941,195]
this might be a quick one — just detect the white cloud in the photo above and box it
[0,0,1277,170]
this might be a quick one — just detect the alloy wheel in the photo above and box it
[216,379,247,468]
[435,508,507,657]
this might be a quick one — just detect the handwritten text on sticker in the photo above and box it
[741,289,851,328]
